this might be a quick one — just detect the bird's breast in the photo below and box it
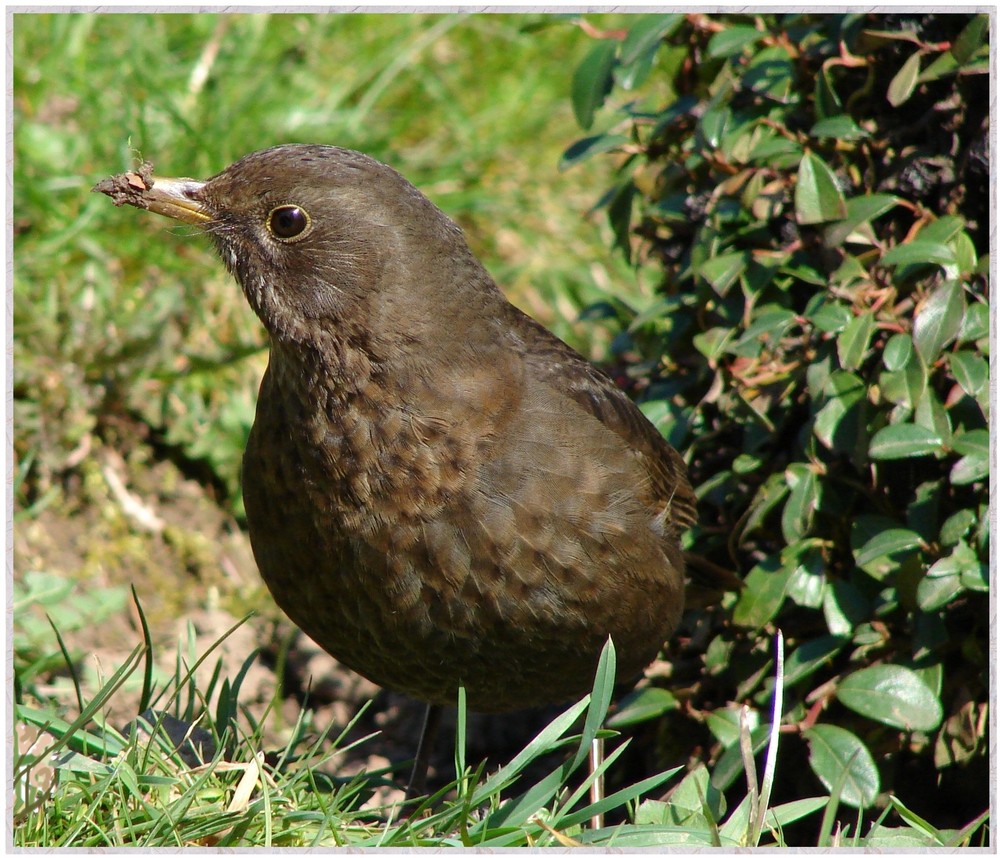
[240,343,684,710]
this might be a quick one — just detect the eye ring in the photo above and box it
[267,205,311,242]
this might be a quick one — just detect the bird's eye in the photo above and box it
[267,205,311,241]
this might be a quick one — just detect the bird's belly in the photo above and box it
[241,373,684,712]
[253,525,680,712]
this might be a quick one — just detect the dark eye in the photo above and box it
[267,205,311,241]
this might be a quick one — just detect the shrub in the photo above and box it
[565,11,989,835]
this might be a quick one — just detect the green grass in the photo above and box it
[15,603,987,847]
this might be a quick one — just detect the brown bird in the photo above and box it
[95,145,696,797]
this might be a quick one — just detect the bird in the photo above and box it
[94,144,697,799]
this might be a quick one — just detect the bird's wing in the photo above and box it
[507,306,698,533]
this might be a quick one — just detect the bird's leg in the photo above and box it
[405,702,443,802]
[589,736,605,830]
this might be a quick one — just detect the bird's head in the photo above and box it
[98,144,489,350]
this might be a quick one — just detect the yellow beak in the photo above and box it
[141,177,212,224]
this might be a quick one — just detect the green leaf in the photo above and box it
[914,388,952,447]
[955,540,989,592]
[803,724,880,808]
[796,152,847,224]
[733,557,792,629]
[743,472,790,537]
[616,45,657,91]
[837,311,875,371]
[620,14,683,65]
[951,14,989,64]
[698,106,731,148]
[693,326,736,362]
[638,398,687,449]
[636,765,722,828]
[784,540,826,608]
[887,50,922,107]
[854,527,924,567]
[607,178,636,261]
[779,257,823,287]
[730,309,798,356]
[823,580,871,637]
[606,686,678,728]
[781,464,819,542]
[878,361,927,409]
[744,45,795,102]
[824,193,900,247]
[813,371,866,453]
[881,240,957,268]
[814,66,842,119]
[917,49,960,83]
[949,351,988,396]
[940,508,977,547]
[718,792,755,845]
[889,796,967,845]
[915,214,966,245]
[572,39,618,130]
[784,634,848,688]
[950,452,988,485]
[882,333,913,372]
[810,115,868,141]
[732,453,761,475]
[748,134,803,166]
[913,280,965,364]
[869,423,943,460]
[705,706,757,747]
[859,28,925,48]
[850,515,913,581]
[560,133,629,170]
[951,230,978,274]
[958,301,989,343]
[917,552,966,611]
[708,25,763,58]
[951,428,988,457]
[830,253,869,289]
[699,250,748,296]
[721,120,762,164]
[836,664,943,731]
[808,299,852,333]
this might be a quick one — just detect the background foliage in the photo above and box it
[564,10,989,835]
[13,11,990,847]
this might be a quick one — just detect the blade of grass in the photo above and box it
[738,704,757,844]
[130,586,155,715]
[750,628,784,845]
[45,614,84,714]
[572,636,616,770]
[553,736,632,826]
[455,685,468,792]
[14,642,145,762]
[471,695,590,808]
[558,762,684,828]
